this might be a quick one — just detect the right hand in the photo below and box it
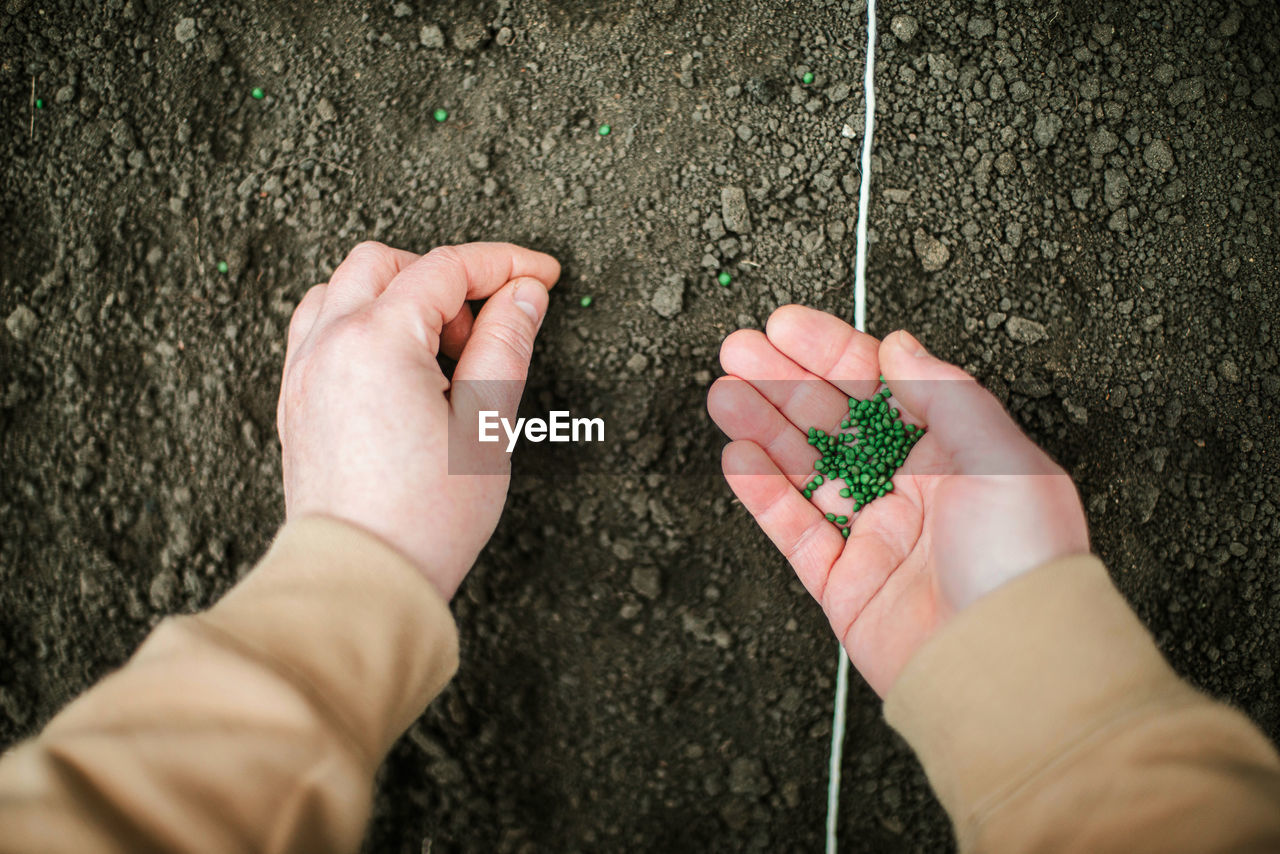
[277,241,560,601]
[707,305,1090,696]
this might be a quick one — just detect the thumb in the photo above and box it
[879,331,1045,474]
[450,277,549,425]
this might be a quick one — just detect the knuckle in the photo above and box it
[423,244,464,270]
[348,239,389,261]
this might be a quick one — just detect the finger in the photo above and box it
[878,331,1050,474]
[722,440,844,602]
[378,243,560,354]
[440,303,475,360]
[707,377,820,486]
[279,283,327,439]
[286,283,327,363]
[720,329,849,435]
[318,242,420,326]
[764,305,882,400]
[450,277,549,431]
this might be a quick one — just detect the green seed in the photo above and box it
[251,87,265,100]
[35,98,44,109]
[598,124,611,136]
[433,108,449,122]
[803,384,924,522]
[841,527,850,538]
[717,271,732,287]
[802,71,815,84]
[579,295,593,307]
[216,261,229,274]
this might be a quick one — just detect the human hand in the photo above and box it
[707,306,1089,696]
[277,241,560,600]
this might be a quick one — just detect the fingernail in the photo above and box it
[897,330,929,358]
[512,278,548,322]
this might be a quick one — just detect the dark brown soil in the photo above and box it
[2,1,1278,851]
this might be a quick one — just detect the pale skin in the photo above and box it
[280,242,1089,697]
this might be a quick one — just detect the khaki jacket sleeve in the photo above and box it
[0,517,458,854]
[885,554,1280,853]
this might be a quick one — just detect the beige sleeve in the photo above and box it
[885,554,1280,854]
[0,516,458,854]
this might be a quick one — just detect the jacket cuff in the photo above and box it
[883,554,1195,842]
[197,516,459,766]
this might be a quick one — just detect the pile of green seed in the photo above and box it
[802,377,924,538]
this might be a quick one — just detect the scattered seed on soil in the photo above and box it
[802,71,814,84]
[433,108,448,122]
[579,295,593,307]
[598,124,611,136]
[216,261,228,274]
[251,87,265,100]
[34,98,44,109]
[717,271,732,287]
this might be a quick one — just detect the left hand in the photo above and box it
[276,241,561,600]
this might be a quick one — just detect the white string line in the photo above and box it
[827,1,877,852]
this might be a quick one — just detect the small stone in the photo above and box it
[1169,77,1204,107]
[5,305,38,341]
[467,151,490,171]
[451,19,486,52]
[149,569,179,611]
[913,229,950,272]
[1107,208,1129,232]
[890,14,918,42]
[316,97,337,123]
[1032,113,1062,147]
[419,24,445,48]
[174,16,196,44]
[968,17,994,38]
[1005,316,1047,345]
[1143,139,1174,172]
[1089,127,1119,156]
[1219,8,1242,37]
[495,26,514,46]
[630,566,662,600]
[392,2,411,17]
[1071,187,1092,209]
[1103,168,1130,209]
[1063,399,1089,424]
[55,84,75,104]
[651,276,684,318]
[728,757,771,798]
[720,185,751,233]
[1219,358,1241,384]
